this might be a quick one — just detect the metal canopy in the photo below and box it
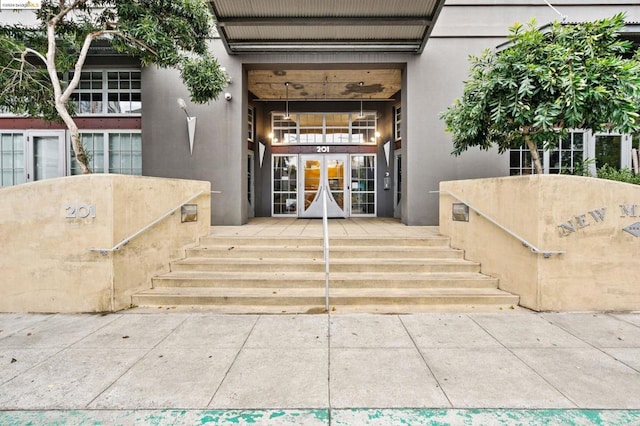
[209,0,446,54]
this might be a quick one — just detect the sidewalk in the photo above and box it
[1,311,640,425]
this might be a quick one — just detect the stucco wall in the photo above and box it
[0,175,210,313]
[439,175,640,311]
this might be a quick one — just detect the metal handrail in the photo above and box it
[431,190,566,258]
[88,190,210,255]
[322,185,330,311]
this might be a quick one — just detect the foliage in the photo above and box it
[440,13,640,174]
[561,157,595,177]
[0,0,228,173]
[596,164,640,185]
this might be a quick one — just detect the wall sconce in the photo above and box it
[452,203,470,222]
[181,204,198,222]
[383,140,391,167]
[177,98,197,156]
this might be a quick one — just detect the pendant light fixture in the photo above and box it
[358,81,365,119]
[284,82,290,120]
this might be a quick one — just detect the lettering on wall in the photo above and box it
[557,208,606,237]
[557,203,640,238]
[620,204,638,217]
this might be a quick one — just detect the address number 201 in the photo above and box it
[65,203,96,219]
[316,146,330,153]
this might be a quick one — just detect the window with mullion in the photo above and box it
[68,70,141,115]
[0,133,25,187]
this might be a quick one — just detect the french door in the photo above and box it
[299,154,348,218]
[25,130,66,182]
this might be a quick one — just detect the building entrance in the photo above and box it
[25,130,66,182]
[300,154,348,218]
[271,153,377,218]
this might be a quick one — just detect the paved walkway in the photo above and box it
[209,217,442,238]
[1,311,640,424]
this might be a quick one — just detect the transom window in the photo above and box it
[68,70,141,115]
[271,112,377,145]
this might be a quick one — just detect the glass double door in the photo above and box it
[300,154,348,218]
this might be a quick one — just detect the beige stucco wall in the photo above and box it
[0,175,210,313]
[439,175,640,311]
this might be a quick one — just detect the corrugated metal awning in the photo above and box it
[209,0,446,54]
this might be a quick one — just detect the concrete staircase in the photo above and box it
[132,234,519,313]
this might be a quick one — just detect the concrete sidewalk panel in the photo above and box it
[0,314,119,348]
[0,348,147,409]
[0,314,52,338]
[89,347,238,409]
[157,314,258,350]
[542,313,640,348]
[612,313,640,328]
[514,348,640,409]
[71,314,187,349]
[330,348,449,408]
[330,315,414,348]
[210,348,329,409]
[400,314,500,348]
[471,314,589,348]
[0,348,59,385]
[421,347,574,408]
[601,348,640,371]
[245,315,327,349]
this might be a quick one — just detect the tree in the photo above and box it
[440,13,640,174]
[0,0,228,174]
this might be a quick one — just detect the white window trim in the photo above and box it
[271,154,299,217]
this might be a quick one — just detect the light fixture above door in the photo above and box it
[358,81,365,119]
[284,82,290,120]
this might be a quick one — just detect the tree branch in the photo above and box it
[49,0,89,26]
[22,47,47,65]
[60,29,96,102]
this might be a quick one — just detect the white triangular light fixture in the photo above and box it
[259,141,266,168]
[384,141,391,167]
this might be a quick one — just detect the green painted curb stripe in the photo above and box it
[1,409,639,425]
[333,409,640,425]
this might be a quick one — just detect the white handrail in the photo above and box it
[431,190,566,258]
[88,190,210,255]
[322,185,330,311]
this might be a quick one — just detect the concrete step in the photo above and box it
[199,235,452,248]
[151,271,500,289]
[169,258,481,273]
[186,245,465,260]
[132,287,520,309]
[136,228,520,313]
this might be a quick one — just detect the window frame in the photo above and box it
[67,69,142,117]
[271,112,377,145]
[69,130,142,176]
